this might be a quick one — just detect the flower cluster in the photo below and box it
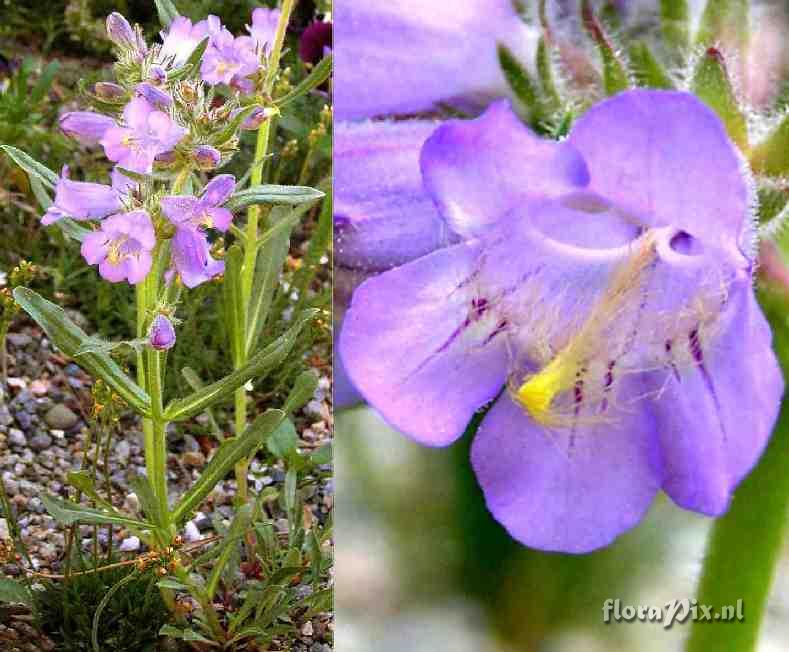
[47,11,281,350]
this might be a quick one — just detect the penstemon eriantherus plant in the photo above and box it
[1,0,331,641]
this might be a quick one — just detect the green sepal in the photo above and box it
[581,0,631,96]
[696,0,749,50]
[691,47,748,150]
[628,42,674,89]
[750,114,789,177]
[276,55,332,107]
[497,43,544,123]
[168,37,210,82]
[660,0,690,55]
[13,288,152,416]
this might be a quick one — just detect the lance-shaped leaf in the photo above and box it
[536,37,561,114]
[224,184,324,212]
[660,0,690,55]
[205,503,253,600]
[13,288,151,415]
[696,0,749,51]
[164,309,317,422]
[181,367,223,439]
[691,47,748,150]
[246,205,311,355]
[283,370,318,415]
[171,409,285,524]
[581,0,631,96]
[66,471,116,512]
[276,55,332,107]
[42,494,153,529]
[169,37,210,82]
[497,44,543,123]
[267,418,298,459]
[629,42,674,89]
[154,0,179,27]
[751,115,789,177]
[0,144,58,188]
[223,245,245,367]
[129,475,165,528]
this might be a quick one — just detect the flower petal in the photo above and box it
[340,241,509,446]
[334,0,536,119]
[421,101,590,238]
[470,385,662,553]
[568,90,753,257]
[335,119,453,272]
[648,282,784,515]
[201,174,236,206]
[161,196,199,226]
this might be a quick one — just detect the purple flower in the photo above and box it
[201,29,258,86]
[149,314,176,350]
[334,0,537,120]
[299,21,332,65]
[249,8,280,51]
[106,12,147,58]
[160,174,235,232]
[100,97,186,173]
[237,106,276,130]
[80,210,155,284]
[159,16,210,67]
[42,166,123,226]
[169,228,225,288]
[59,112,116,145]
[94,82,126,100]
[339,90,784,552]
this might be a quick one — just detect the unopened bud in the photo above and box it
[149,65,167,85]
[154,150,178,168]
[239,106,278,131]
[149,314,176,351]
[136,82,173,110]
[94,82,126,101]
[106,13,135,48]
[193,145,221,170]
[59,111,116,145]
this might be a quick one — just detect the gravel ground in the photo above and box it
[0,313,333,650]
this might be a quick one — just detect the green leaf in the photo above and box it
[628,42,674,89]
[41,494,152,530]
[154,0,180,27]
[223,245,245,367]
[164,309,316,422]
[13,288,151,416]
[205,503,252,599]
[266,418,298,459]
[751,114,789,177]
[310,443,332,466]
[171,410,286,524]
[283,371,318,414]
[157,578,188,590]
[181,367,223,439]
[1,144,58,188]
[30,60,59,105]
[0,578,32,606]
[660,0,690,54]
[581,0,631,96]
[168,37,210,81]
[159,625,184,637]
[535,37,560,113]
[224,185,324,212]
[292,187,331,313]
[284,468,297,515]
[212,104,264,147]
[66,471,116,512]
[691,47,748,150]
[129,475,164,527]
[497,43,543,122]
[276,55,332,107]
[246,204,312,355]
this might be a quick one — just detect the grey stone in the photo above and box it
[7,429,26,448]
[29,432,53,451]
[44,405,79,430]
[119,536,140,552]
[6,333,32,347]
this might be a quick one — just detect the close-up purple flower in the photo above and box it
[160,174,235,232]
[334,0,536,120]
[339,90,785,553]
[59,111,116,145]
[158,16,210,67]
[41,166,123,225]
[100,97,186,173]
[80,209,155,284]
[149,313,176,350]
[106,12,147,56]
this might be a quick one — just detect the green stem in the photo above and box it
[686,289,789,652]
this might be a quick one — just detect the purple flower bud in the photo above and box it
[154,150,178,168]
[94,82,126,100]
[59,112,116,145]
[135,82,173,110]
[149,65,167,84]
[149,314,176,350]
[193,145,221,170]
[238,106,276,130]
[106,13,135,48]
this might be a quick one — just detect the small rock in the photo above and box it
[29,433,53,451]
[64,363,81,377]
[0,405,12,427]
[193,513,212,531]
[7,429,26,448]
[301,621,314,637]
[119,536,140,552]
[182,434,200,453]
[6,333,32,347]
[183,521,201,542]
[30,380,49,396]
[44,405,79,430]
[183,451,205,467]
[115,440,131,462]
